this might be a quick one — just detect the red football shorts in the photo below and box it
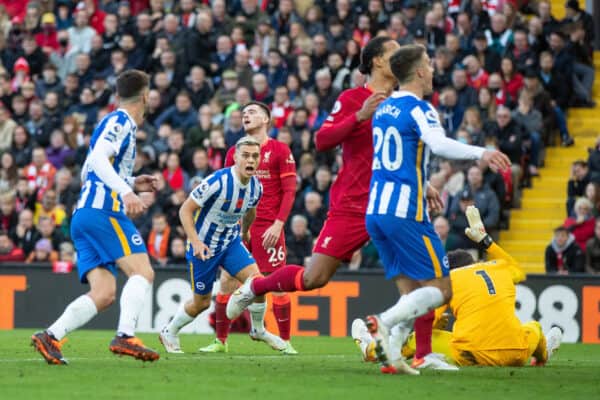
[247,220,287,274]
[313,214,370,262]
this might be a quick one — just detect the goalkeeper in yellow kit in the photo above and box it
[401,206,563,366]
[354,206,563,368]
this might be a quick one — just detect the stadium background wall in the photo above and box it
[1,265,600,343]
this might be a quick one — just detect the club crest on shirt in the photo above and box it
[322,236,332,248]
[263,151,271,164]
[331,100,342,114]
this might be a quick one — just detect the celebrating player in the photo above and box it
[198,101,295,354]
[159,136,280,354]
[356,206,563,367]
[355,44,511,373]
[31,70,160,364]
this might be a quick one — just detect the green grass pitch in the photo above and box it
[1,329,599,400]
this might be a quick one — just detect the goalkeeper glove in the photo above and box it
[464,205,493,249]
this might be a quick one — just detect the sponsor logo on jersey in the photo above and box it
[131,233,143,246]
[425,110,441,128]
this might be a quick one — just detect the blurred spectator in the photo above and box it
[154,90,198,131]
[270,86,293,130]
[33,189,67,227]
[68,9,96,54]
[0,230,25,262]
[456,165,500,230]
[146,212,175,266]
[448,188,477,249]
[585,219,600,274]
[0,190,17,231]
[433,215,460,251]
[538,51,571,110]
[46,130,75,169]
[511,91,543,176]
[545,226,584,274]
[0,102,16,151]
[9,208,37,255]
[58,241,76,264]
[564,197,596,251]
[207,128,227,171]
[487,106,524,193]
[439,159,465,197]
[452,68,478,111]
[565,23,595,108]
[54,168,79,215]
[567,160,591,214]
[563,0,594,45]
[25,146,57,200]
[286,214,313,266]
[186,66,214,110]
[463,54,489,90]
[0,151,18,191]
[471,30,500,73]
[26,238,59,263]
[438,86,463,137]
[163,152,189,192]
[224,109,244,148]
[167,236,187,265]
[303,191,326,237]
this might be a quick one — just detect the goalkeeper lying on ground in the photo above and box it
[354,205,563,367]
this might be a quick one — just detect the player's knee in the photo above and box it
[303,272,327,290]
[190,296,211,315]
[93,290,116,311]
[219,275,239,294]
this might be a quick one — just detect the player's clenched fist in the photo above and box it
[356,91,388,121]
[122,192,147,219]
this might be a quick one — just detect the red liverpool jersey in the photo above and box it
[226,138,296,223]
[315,86,373,217]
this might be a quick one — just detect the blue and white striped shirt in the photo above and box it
[76,109,137,213]
[189,167,262,254]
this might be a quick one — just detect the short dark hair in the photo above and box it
[447,249,475,269]
[241,100,271,121]
[358,36,394,75]
[116,70,149,102]
[390,44,426,85]
[554,226,569,234]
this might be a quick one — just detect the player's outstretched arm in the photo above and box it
[179,198,210,260]
[464,206,525,282]
[413,106,511,171]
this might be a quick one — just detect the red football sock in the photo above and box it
[414,310,435,359]
[215,293,231,343]
[251,265,305,295]
[272,294,291,341]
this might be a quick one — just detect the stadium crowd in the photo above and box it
[0,0,596,274]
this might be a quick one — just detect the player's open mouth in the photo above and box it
[245,166,255,173]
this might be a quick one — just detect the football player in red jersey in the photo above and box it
[228,38,451,370]
[199,101,298,354]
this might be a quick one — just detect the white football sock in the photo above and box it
[248,301,267,333]
[165,302,195,335]
[380,287,444,329]
[389,320,414,362]
[48,295,98,340]
[117,275,151,337]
